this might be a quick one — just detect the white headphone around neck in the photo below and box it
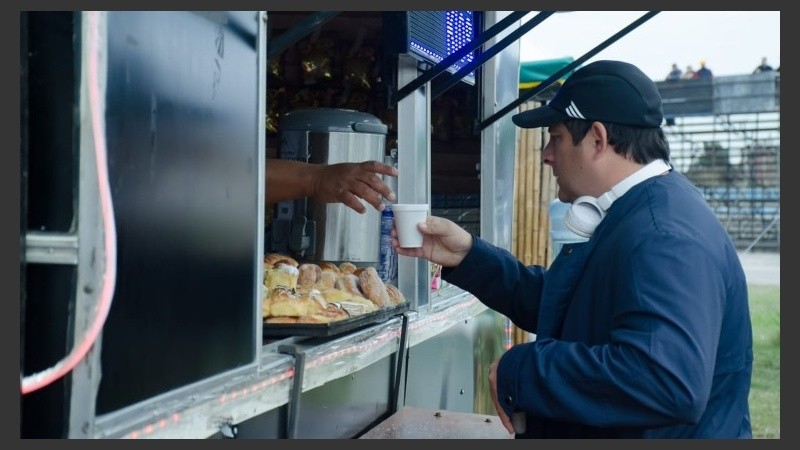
[564,159,671,238]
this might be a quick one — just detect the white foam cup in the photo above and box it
[392,203,429,248]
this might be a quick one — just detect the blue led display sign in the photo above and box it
[406,11,476,85]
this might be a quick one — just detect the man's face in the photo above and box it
[541,122,594,203]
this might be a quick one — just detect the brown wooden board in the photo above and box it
[263,303,409,338]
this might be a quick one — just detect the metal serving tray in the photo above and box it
[263,303,409,338]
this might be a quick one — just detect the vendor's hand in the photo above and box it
[314,161,398,214]
[489,359,515,435]
[392,215,473,268]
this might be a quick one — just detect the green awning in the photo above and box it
[519,56,575,90]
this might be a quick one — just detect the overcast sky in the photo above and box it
[519,11,780,81]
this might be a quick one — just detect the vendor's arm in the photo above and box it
[265,159,398,213]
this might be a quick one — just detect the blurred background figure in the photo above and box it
[695,59,713,79]
[666,63,682,80]
[753,57,774,73]
[682,65,696,79]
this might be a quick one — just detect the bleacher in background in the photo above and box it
[656,71,780,252]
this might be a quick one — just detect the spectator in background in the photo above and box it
[666,63,682,81]
[683,65,696,79]
[695,60,713,79]
[753,57,774,74]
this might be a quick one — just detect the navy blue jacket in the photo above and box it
[444,170,753,438]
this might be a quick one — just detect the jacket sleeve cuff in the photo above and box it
[441,235,491,287]
[496,344,525,417]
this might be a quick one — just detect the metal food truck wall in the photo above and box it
[20,10,519,438]
[21,11,268,438]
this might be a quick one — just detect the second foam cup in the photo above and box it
[392,203,429,248]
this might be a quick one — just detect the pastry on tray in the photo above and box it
[262,254,406,326]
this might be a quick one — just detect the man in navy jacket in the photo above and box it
[393,60,752,438]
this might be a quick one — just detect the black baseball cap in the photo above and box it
[512,60,664,129]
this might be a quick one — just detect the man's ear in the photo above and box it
[589,121,609,159]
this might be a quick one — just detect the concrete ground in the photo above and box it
[737,251,780,286]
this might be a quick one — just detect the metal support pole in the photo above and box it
[396,54,431,311]
[391,11,531,105]
[431,11,554,100]
[390,313,410,413]
[480,11,660,131]
[267,11,340,60]
[278,344,306,439]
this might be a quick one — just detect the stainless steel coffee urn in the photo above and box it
[269,108,388,263]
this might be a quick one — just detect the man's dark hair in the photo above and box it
[562,120,670,164]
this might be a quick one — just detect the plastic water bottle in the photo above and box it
[378,152,398,286]
[378,204,398,285]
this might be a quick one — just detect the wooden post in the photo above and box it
[510,100,560,346]
[528,114,542,266]
[512,103,527,260]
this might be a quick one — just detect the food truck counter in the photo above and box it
[90,288,488,438]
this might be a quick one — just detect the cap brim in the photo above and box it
[511,105,567,129]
